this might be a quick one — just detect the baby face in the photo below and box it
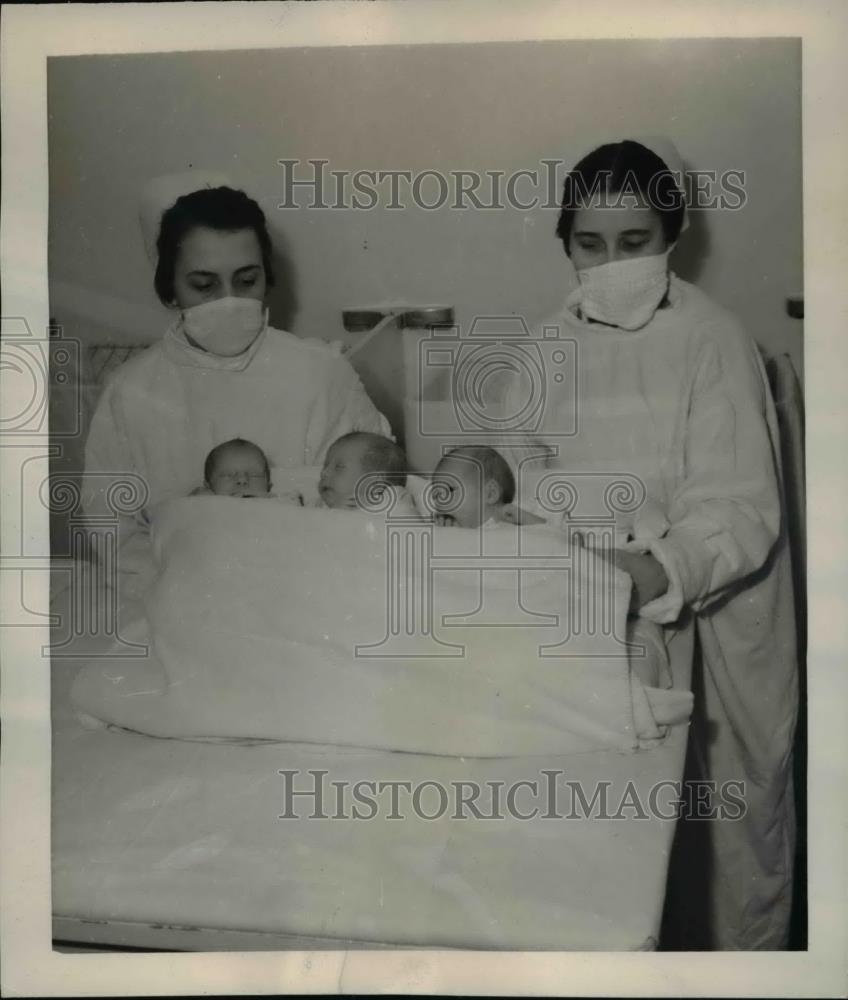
[319,438,369,509]
[431,457,495,528]
[207,444,270,497]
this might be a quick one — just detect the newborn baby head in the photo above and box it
[319,432,407,510]
[432,445,515,528]
[204,438,271,497]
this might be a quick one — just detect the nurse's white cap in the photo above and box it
[139,170,234,264]
[565,135,689,233]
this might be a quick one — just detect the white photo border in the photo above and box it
[2,1,846,995]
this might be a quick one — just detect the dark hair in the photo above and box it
[330,432,408,488]
[555,140,686,252]
[204,437,270,486]
[438,445,515,504]
[154,186,276,305]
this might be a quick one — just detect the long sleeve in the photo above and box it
[82,377,150,573]
[304,351,392,465]
[84,381,137,516]
[485,363,554,498]
[640,325,782,624]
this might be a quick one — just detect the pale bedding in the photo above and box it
[55,470,694,949]
[53,632,690,950]
[69,478,691,754]
[46,309,704,950]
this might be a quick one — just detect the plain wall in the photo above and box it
[47,38,803,385]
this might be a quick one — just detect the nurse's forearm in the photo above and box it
[664,505,777,606]
[609,550,669,609]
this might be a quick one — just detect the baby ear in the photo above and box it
[484,478,501,505]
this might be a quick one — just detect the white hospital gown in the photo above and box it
[497,274,798,949]
[84,323,390,584]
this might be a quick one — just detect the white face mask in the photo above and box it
[181,296,267,357]
[570,251,670,331]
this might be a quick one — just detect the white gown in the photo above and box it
[497,274,798,949]
[83,323,391,583]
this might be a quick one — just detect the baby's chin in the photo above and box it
[319,487,352,509]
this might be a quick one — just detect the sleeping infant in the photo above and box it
[196,438,273,498]
[318,431,418,517]
[430,444,669,689]
[430,445,545,528]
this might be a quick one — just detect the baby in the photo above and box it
[430,445,545,528]
[198,438,273,498]
[318,431,415,515]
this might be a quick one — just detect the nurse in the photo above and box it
[500,139,798,949]
[84,175,390,566]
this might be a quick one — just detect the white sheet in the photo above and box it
[51,570,693,951]
[70,496,691,754]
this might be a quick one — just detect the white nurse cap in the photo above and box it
[139,170,234,264]
[564,136,689,233]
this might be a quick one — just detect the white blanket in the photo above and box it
[70,497,691,755]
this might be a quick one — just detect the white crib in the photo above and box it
[47,331,802,953]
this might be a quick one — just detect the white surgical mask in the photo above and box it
[181,296,267,357]
[569,251,670,331]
